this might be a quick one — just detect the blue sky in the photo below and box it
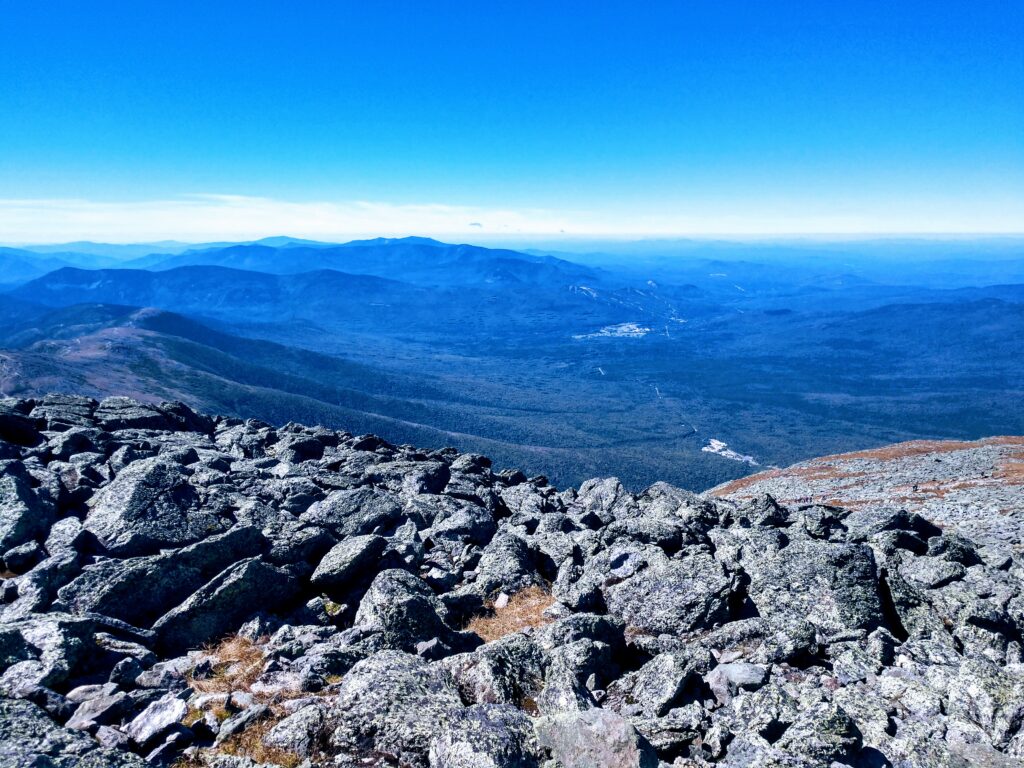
[1,1,1022,240]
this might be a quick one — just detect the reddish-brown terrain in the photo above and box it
[710,436,1024,550]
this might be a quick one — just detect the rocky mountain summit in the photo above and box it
[712,437,1024,552]
[2,395,1024,767]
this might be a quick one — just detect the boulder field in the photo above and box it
[1,394,1024,767]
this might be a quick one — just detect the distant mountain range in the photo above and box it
[2,235,1023,490]
[129,238,598,286]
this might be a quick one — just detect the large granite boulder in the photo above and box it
[83,458,227,557]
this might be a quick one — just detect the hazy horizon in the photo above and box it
[5,232,1024,250]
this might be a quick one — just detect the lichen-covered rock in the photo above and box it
[125,690,189,747]
[83,457,226,557]
[746,538,883,634]
[705,661,769,705]
[300,487,405,538]
[353,568,472,654]
[606,652,703,717]
[429,703,539,768]
[774,701,863,763]
[57,525,266,625]
[0,613,95,692]
[262,703,327,757]
[65,689,130,731]
[442,632,546,707]
[0,697,147,767]
[152,558,298,653]
[602,548,732,635]
[328,650,464,765]
[534,708,658,768]
[0,460,54,552]
[310,534,388,595]
[0,401,43,446]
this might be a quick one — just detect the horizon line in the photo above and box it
[2,194,1022,245]
[6,232,1024,248]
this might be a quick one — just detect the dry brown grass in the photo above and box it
[182,704,231,729]
[170,756,205,768]
[188,635,266,694]
[800,436,1024,465]
[466,585,555,642]
[171,718,302,768]
[181,708,204,727]
[996,460,1024,483]
[829,439,984,462]
[708,469,784,497]
[790,466,868,482]
[216,718,302,768]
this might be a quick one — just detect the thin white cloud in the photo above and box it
[0,193,1020,244]
[0,195,583,244]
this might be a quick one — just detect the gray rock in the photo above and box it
[58,524,266,626]
[899,554,967,589]
[65,690,129,731]
[534,613,624,652]
[775,701,863,763]
[214,703,269,746]
[3,397,1024,768]
[28,394,96,431]
[134,654,193,689]
[602,548,732,635]
[946,657,1024,746]
[535,659,596,715]
[705,661,770,705]
[419,495,497,546]
[126,690,189,747]
[310,534,388,595]
[329,650,465,766]
[44,517,87,556]
[94,724,132,750]
[301,487,405,538]
[463,532,544,600]
[0,613,94,691]
[573,477,639,525]
[607,652,700,718]
[747,538,883,634]
[353,568,468,654]
[109,656,144,687]
[3,540,43,573]
[152,557,298,653]
[83,457,227,557]
[0,697,147,767]
[1,550,81,620]
[442,632,547,708]
[262,703,327,757]
[66,682,116,702]
[94,396,172,431]
[534,708,658,768]
[544,638,616,693]
[0,402,43,446]
[0,460,54,552]
[45,427,101,461]
[429,703,539,767]
[630,703,707,757]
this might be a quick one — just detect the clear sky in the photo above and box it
[1,1,1022,241]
